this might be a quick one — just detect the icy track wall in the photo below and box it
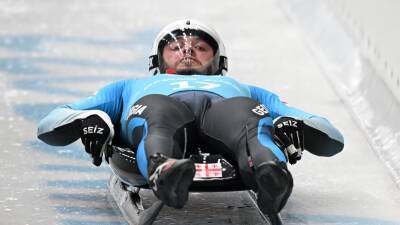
[280,0,400,187]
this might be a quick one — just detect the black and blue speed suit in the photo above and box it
[37,74,344,198]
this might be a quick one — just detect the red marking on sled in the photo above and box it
[195,163,222,178]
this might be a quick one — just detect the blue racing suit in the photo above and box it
[37,74,344,179]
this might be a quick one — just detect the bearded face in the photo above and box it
[161,36,215,75]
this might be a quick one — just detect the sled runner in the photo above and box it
[106,145,283,225]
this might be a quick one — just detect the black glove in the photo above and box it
[80,115,112,166]
[273,116,304,164]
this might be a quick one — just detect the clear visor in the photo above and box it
[163,36,215,63]
[163,36,215,57]
[158,30,220,75]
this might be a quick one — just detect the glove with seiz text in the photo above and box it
[80,115,112,166]
[273,116,305,164]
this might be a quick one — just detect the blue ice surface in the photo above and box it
[38,164,110,173]
[0,31,158,52]
[0,30,157,77]
[14,80,90,97]
[55,206,119,216]
[0,58,45,74]
[12,75,133,98]
[1,29,157,225]
[49,193,107,202]
[47,179,108,189]
[14,103,67,123]
[30,140,88,160]
[0,57,142,75]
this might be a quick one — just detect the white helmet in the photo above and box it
[149,19,227,75]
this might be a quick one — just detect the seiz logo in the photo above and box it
[83,126,104,135]
[128,104,147,118]
[252,104,269,116]
[276,120,297,128]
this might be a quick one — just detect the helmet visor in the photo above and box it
[158,29,221,75]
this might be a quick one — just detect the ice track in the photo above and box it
[1,0,400,224]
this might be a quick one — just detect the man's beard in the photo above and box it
[176,66,215,75]
[161,59,214,75]
[175,61,214,75]
[176,68,200,75]
[177,58,204,75]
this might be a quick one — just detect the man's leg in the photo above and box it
[126,94,196,208]
[201,97,293,214]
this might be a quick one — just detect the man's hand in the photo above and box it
[80,115,112,166]
[273,116,304,164]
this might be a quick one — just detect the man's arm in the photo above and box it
[37,80,126,146]
[249,85,344,157]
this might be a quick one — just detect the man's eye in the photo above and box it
[194,46,206,51]
[171,46,180,51]
[194,44,210,52]
[194,42,211,52]
[168,43,181,51]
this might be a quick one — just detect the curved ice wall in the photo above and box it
[280,0,400,187]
